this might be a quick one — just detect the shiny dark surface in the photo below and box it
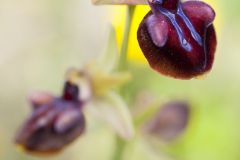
[159,7,193,52]
[138,1,217,79]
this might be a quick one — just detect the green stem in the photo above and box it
[118,6,136,71]
[113,136,126,160]
[113,5,136,160]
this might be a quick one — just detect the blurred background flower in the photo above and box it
[1,0,240,160]
[15,82,86,155]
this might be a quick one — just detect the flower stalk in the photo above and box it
[113,136,126,160]
[118,6,136,71]
[114,5,136,160]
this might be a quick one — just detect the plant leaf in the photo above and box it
[84,91,134,140]
[92,0,147,5]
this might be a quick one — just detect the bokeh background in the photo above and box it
[0,0,240,160]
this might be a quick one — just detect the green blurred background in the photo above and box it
[0,0,240,160]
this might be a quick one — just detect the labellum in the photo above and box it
[137,0,217,79]
[15,81,85,155]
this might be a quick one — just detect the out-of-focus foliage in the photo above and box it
[1,0,240,160]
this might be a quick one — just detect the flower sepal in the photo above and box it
[84,91,135,140]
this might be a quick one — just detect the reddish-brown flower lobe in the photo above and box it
[137,0,217,79]
[15,82,85,155]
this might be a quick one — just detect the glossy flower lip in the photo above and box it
[137,0,217,79]
[15,82,85,155]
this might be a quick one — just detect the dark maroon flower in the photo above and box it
[137,0,217,79]
[15,81,85,155]
[145,101,190,141]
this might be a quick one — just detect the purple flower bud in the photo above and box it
[15,82,85,155]
[137,0,217,79]
[145,101,190,141]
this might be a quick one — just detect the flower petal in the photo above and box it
[85,91,134,140]
[92,71,132,95]
[146,14,168,47]
[28,91,54,110]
